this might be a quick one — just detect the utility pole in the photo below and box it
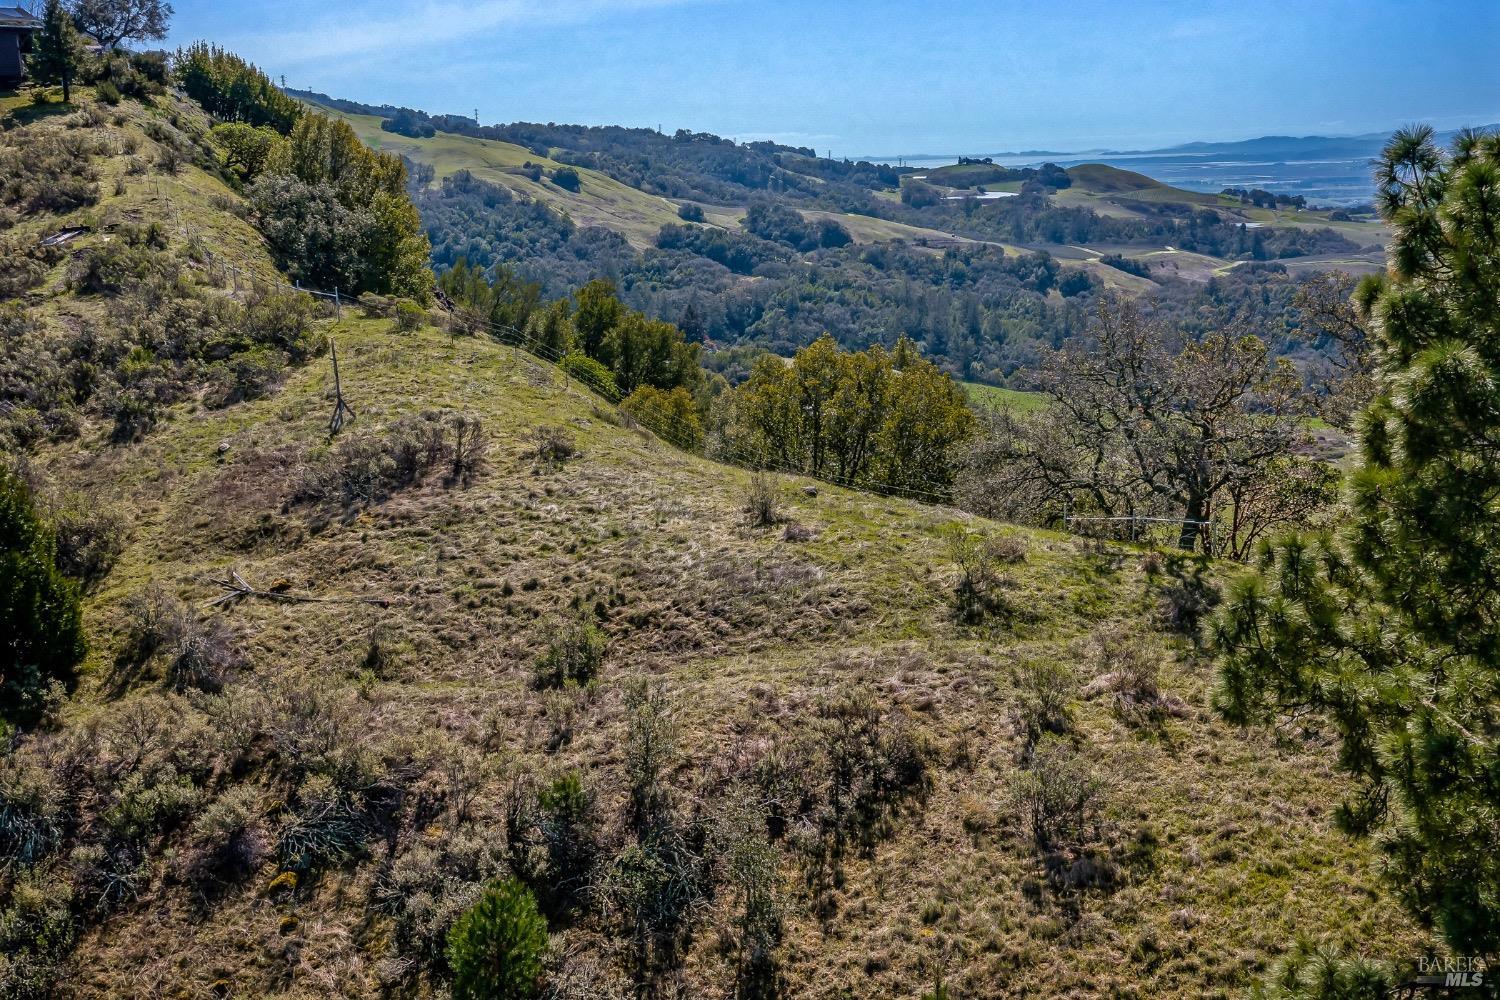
[474,107,480,125]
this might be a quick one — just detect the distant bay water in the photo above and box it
[867,128,1500,207]
[888,151,1378,206]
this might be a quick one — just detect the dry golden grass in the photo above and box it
[8,93,1428,1000]
[22,312,1426,997]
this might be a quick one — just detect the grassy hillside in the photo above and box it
[1063,164,1219,206]
[32,314,1430,998]
[328,108,684,248]
[5,87,1425,1000]
[964,382,1047,413]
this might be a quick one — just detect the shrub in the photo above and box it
[1080,625,1181,727]
[393,298,424,332]
[446,412,487,487]
[536,771,599,909]
[166,613,241,692]
[527,425,577,466]
[943,525,1015,624]
[207,346,286,407]
[187,785,268,883]
[621,384,704,451]
[373,827,508,970]
[447,878,547,1000]
[1,468,86,727]
[677,203,705,222]
[558,350,616,397]
[0,132,101,215]
[356,291,393,318]
[1015,736,1101,850]
[48,492,128,586]
[0,869,77,999]
[1151,554,1220,641]
[1013,660,1073,756]
[550,167,581,192]
[0,239,54,301]
[277,773,366,873]
[294,411,485,506]
[532,615,607,690]
[743,471,781,527]
[121,582,177,664]
[95,81,122,105]
[812,693,929,855]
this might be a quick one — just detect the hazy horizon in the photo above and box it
[168,0,1497,157]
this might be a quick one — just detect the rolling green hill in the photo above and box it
[326,109,685,248]
[2,85,1429,999]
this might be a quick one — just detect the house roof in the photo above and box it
[0,6,42,29]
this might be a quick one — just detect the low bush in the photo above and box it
[277,774,367,873]
[187,785,269,884]
[48,491,128,586]
[743,471,781,527]
[558,350,616,397]
[1015,736,1102,850]
[446,412,488,487]
[294,411,488,506]
[527,425,577,466]
[536,771,599,909]
[943,525,1016,623]
[393,298,425,332]
[0,131,102,215]
[1013,660,1073,757]
[1080,625,1183,727]
[373,827,508,971]
[532,614,607,690]
[0,237,58,300]
[356,291,394,318]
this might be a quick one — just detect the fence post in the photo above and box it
[334,287,341,320]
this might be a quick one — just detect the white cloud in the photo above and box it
[230,0,710,67]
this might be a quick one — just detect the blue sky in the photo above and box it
[167,0,1499,156]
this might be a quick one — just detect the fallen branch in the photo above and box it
[205,567,393,609]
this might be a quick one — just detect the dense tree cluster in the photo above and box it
[740,202,852,251]
[175,44,303,133]
[714,336,976,499]
[655,222,789,275]
[413,168,1357,392]
[381,108,437,139]
[1222,187,1307,209]
[439,263,705,407]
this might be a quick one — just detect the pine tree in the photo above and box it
[30,0,86,104]
[446,878,547,1000]
[1213,127,1500,959]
